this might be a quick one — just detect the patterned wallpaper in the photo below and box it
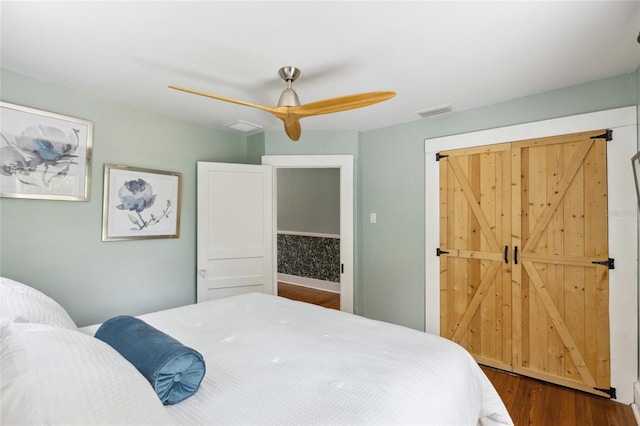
[277,233,340,283]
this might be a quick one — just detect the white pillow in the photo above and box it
[1,321,174,425]
[0,277,77,329]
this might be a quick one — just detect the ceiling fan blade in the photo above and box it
[282,118,302,141]
[169,85,281,115]
[291,91,396,118]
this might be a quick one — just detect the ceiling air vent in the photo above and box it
[223,120,263,134]
[415,104,453,118]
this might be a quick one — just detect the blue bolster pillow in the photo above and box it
[95,315,205,405]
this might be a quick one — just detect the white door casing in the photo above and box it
[262,155,354,313]
[196,162,273,302]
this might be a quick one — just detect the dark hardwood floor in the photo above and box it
[278,283,637,425]
[482,366,635,426]
[277,282,340,310]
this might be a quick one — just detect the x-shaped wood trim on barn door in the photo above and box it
[445,156,503,343]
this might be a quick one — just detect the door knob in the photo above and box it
[199,269,206,278]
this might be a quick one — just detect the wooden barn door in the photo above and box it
[511,131,611,397]
[439,129,612,397]
[439,143,513,371]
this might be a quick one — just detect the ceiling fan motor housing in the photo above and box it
[277,66,301,106]
[278,88,300,107]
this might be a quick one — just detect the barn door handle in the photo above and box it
[504,246,509,264]
[514,246,519,265]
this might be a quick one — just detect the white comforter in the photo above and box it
[84,293,512,425]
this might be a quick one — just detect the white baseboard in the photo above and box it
[632,382,640,425]
[277,273,340,293]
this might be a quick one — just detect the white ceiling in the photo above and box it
[1,1,639,137]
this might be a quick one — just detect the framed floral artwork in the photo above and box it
[102,164,181,241]
[0,101,93,201]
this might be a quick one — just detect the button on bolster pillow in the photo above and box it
[95,315,205,405]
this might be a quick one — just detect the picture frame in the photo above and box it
[633,151,640,209]
[0,101,93,201]
[102,164,181,241]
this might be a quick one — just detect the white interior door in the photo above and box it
[197,162,273,302]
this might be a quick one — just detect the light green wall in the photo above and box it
[358,71,638,330]
[277,168,340,235]
[246,132,265,165]
[264,130,359,156]
[357,128,425,329]
[0,69,248,326]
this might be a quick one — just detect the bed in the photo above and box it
[0,277,513,425]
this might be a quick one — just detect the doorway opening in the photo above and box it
[275,167,340,309]
[262,155,354,313]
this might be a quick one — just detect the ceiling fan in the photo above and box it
[169,66,396,141]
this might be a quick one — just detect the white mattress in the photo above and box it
[83,293,512,425]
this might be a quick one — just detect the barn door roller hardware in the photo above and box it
[590,129,612,141]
